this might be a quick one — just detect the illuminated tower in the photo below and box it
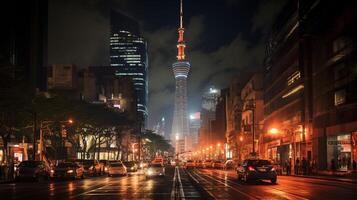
[171,0,190,154]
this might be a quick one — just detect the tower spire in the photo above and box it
[177,0,186,60]
[180,0,183,28]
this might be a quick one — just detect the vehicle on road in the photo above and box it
[237,159,277,184]
[51,162,84,180]
[185,160,195,169]
[77,159,102,176]
[16,160,51,181]
[146,163,165,178]
[195,160,203,168]
[212,160,225,169]
[108,161,127,176]
[123,161,138,172]
[203,160,213,168]
[224,160,237,170]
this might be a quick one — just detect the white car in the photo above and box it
[146,163,165,178]
[108,162,127,176]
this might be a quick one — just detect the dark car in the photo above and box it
[77,159,101,176]
[51,162,84,180]
[16,161,50,181]
[237,159,277,184]
[123,161,138,172]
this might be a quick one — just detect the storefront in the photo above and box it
[327,132,356,171]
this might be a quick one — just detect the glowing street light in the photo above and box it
[239,136,243,142]
[68,119,74,124]
[210,145,213,149]
[269,128,279,135]
[217,143,221,147]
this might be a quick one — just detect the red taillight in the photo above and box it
[248,166,255,171]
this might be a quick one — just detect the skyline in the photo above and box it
[48,0,287,129]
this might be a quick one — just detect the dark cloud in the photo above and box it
[48,0,286,133]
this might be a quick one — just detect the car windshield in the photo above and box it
[123,162,134,167]
[19,161,42,168]
[247,160,272,167]
[82,160,94,166]
[57,163,75,168]
[150,163,163,168]
[110,163,123,167]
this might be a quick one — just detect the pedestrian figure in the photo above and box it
[331,158,336,171]
[286,159,291,175]
[302,157,307,175]
[295,158,300,175]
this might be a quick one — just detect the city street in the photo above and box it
[1,166,357,200]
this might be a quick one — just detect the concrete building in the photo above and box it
[47,64,77,90]
[239,73,264,160]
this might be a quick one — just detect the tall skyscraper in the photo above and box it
[110,11,149,125]
[171,0,190,154]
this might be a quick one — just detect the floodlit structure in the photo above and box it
[171,0,190,154]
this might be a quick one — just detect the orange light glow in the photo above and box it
[269,128,279,134]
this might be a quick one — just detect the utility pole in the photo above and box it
[32,112,37,160]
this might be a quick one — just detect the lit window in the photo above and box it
[334,89,346,106]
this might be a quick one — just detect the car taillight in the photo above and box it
[248,166,255,171]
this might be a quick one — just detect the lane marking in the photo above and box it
[201,169,309,200]
[170,166,178,199]
[186,170,217,199]
[177,168,185,200]
[192,169,260,200]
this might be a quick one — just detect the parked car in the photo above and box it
[77,159,101,176]
[237,159,277,184]
[212,161,225,169]
[123,161,138,172]
[51,162,84,180]
[146,163,165,178]
[16,160,50,181]
[108,161,127,176]
[195,160,203,168]
[224,160,237,170]
[185,160,195,169]
[203,160,213,168]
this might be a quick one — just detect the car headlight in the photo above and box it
[104,167,108,171]
[147,169,153,175]
[50,169,54,173]
[67,169,74,173]
[131,167,134,170]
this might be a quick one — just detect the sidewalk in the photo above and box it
[286,173,357,184]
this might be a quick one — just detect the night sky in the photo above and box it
[48,0,287,132]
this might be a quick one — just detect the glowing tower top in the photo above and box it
[177,0,186,61]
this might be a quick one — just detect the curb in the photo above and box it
[289,175,357,184]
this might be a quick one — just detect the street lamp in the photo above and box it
[269,128,279,135]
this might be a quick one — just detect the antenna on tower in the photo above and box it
[180,0,183,28]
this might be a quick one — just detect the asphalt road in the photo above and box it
[187,168,357,200]
[1,167,356,200]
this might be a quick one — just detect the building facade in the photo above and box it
[171,0,191,154]
[110,10,148,125]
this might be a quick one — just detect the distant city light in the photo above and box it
[209,87,218,94]
[161,117,165,122]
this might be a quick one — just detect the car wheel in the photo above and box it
[271,178,277,184]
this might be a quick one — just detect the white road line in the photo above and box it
[192,170,260,200]
[177,167,185,200]
[170,166,177,199]
[186,170,217,199]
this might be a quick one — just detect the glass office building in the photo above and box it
[110,11,148,124]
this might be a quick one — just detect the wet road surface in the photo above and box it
[1,167,356,199]
[187,168,357,200]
